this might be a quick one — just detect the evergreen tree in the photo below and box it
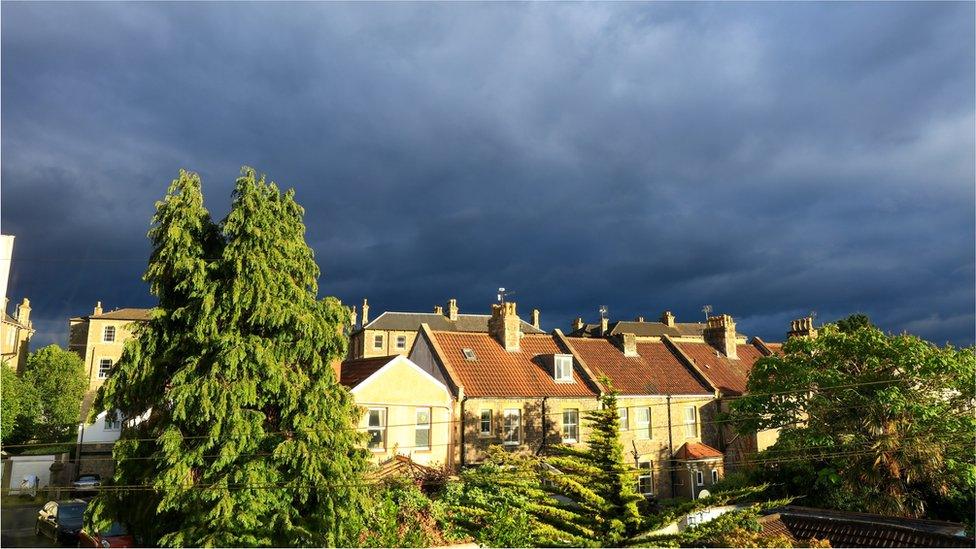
[546,384,642,546]
[88,168,369,547]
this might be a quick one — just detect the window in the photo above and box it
[554,354,573,382]
[367,408,386,450]
[373,334,384,349]
[104,415,121,431]
[684,406,698,438]
[618,407,629,430]
[711,469,719,484]
[562,409,579,443]
[634,407,651,439]
[415,407,431,450]
[480,410,492,436]
[462,348,476,361]
[696,470,704,486]
[637,461,654,495]
[396,335,407,350]
[98,359,113,379]
[102,326,116,342]
[503,409,521,445]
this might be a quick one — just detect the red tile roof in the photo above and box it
[567,338,712,396]
[675,342,768,396]
[431,331,598,398]
[673,441,723,460]
[339,355,399,389]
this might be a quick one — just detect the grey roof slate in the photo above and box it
[569,320,745,339]
[362,312,545,334]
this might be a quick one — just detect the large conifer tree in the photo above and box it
[89,168,368,547]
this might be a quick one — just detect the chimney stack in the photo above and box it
[704,314,737,359]
[788,317,818,339]
[3,297,8,316]
[489,301,521,352]
[16,298,31,326]
[433,305,444,315]
[350,305,358,328]
[615,332,638,357]
[531,308,540,329]
[447,298,459,321]
[661,310,676,327]
[361,298,370,326]
[635,315,645,322]
[600,316,609,336]
[93,301,103,316]
[573,317,584,331]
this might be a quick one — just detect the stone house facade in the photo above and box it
[1,297,33,372]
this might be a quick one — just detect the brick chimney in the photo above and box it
[788,317,818,339]
[489,302,521,352]
[661,310,676,327]
[615,332,638,357]
[704,314,737,359]
[93,301,103,316]
[361,298,369,326]
[447,298,459,321]
[531,308,540,329]
[433,305,444,315]
[16,298,30,326]
[573,317,584,331]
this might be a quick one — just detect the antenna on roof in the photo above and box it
[497,288,515,303]
[702,304,713,321]
[809,310,817,321]
[599,305,609,319]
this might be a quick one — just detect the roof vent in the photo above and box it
[462,348,476,361]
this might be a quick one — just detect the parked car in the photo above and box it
[35,499,88,544]
[72,474,101,491]
[77,522,135,548]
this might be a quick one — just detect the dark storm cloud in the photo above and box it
[2,2,973,347]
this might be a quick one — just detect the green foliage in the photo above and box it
[631,499,795,548]
[835,313,873,334]
[359,477,451,547]
[87,168,370,547]
[9,345,87,444]
[546,385,643,545]
[637,484,775,534]
[440,446,591,547]
[1,366,23,441]
[729,322,976,521]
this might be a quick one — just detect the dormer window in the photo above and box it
[554,354,573,382]
[462,348,476,361]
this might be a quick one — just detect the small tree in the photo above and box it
[1,366,23,442]
[11,345,87,443]
[546,384,642,545]
[729,321,975,520]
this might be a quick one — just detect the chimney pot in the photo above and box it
[433,305,444,315]
[349,305,357,328]
[94,301,103,316]
[661,310,676,327]
[788,317,818,339]
[489,301,521,352]
[361,298,370,326]
[636,315,645,322]
[447,298,458,321]
[531,308,540,329]
[704,314,737,359]
[16,298,31,326]
[600,316,609,336]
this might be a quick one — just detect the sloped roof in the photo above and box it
[430,331,598,398]
[90,308,152,321]
[567,338,712,396]
[570,320,745,339]
[674,342,768,396]
[339,355,399,389]
[673,441,723,460]
[363,312,544,334]
[758,507,973,548]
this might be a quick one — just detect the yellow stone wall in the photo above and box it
[70,318,142,398]
[350,329,418,359]
[1,318,32,373]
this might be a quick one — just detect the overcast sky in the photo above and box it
[2,2,974,348]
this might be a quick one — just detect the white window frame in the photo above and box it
[562,409,579,443]
[373,334,384,349]
[638,461,654,495]
[696,469,705,486]
[396,335,407,350]
[553,354,573,382]
[367,408,386,451]
[618,407,629,430]
[684,406,698,438]
[102,325,116,342]
[503,409,521,446]
[415,407,431,450]
[634,407,651,439]
[711,469,719,484]
[104,414,122,431]
[97,358,113,379]
[480,409,492,436]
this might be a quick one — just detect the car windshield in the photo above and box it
[101,522,128,536]
[58,503,86,526]
[78,476,98,482]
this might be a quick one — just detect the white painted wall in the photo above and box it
[7,454,53,494]
[77,410,123,444]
